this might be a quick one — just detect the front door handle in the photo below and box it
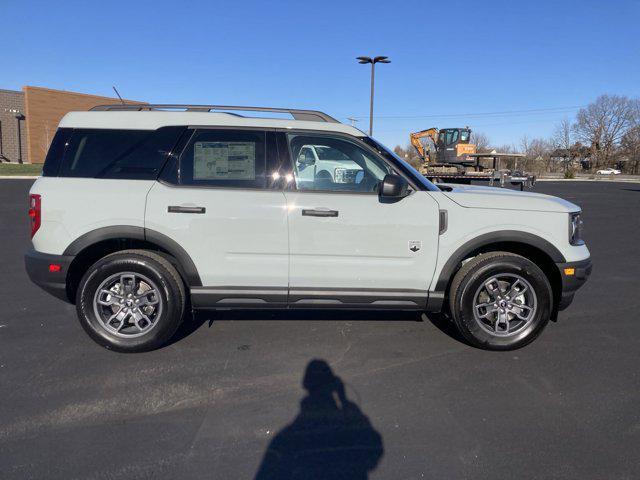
[302,208,339,218]
[168,205,206,214]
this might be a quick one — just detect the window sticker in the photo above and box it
[193,141,256,180]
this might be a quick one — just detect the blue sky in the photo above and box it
[2,0,639,149]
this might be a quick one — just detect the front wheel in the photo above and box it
[448,252,553,350]
[76,250,185,352]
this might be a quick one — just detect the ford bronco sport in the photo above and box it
[25,104,591,352]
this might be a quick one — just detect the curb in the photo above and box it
[0,176,40,179]
[537,178,640,184]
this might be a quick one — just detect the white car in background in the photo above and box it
[596,168,621,175]
[295,144,365,188]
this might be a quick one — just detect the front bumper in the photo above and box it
[24,248,75,303]
[555,257,592,311]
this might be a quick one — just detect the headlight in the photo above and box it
[334,167,347,183]
[569,212,584,246]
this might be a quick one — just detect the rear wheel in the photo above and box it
[76,250,185,352]
[448,252,553,350]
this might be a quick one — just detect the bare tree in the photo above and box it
[573,95,637,168]
[494,144,514,154]
[550,119,576,173]
[621,125,640,174]
[393,145,407,158]
[518,137,552,174]
[520,135,530,155]
[552,118,573,151]
[393,144,422,169]
[471,131,491,152]
[527,138,551,158]
[631,98,640,127]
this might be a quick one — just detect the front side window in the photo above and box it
[288,134,391,192]
[179,129,266,188]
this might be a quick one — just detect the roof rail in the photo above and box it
[89,104,340,123]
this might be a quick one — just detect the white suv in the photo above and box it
[25,104,591,352]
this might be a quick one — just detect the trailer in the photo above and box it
[425,152,536,191]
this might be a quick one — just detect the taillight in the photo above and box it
[28,194,41,239]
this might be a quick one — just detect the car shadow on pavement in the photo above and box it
[168,309,425,345]
[253,359,384,480]
[168,309,468,348]
[424,312,471,346]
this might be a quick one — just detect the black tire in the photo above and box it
[76,250,185,352]
[448,252,553,350]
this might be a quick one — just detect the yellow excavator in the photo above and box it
[409,127,476,171]
[409,127,535,189]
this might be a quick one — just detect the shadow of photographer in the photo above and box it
[255,359,384,480]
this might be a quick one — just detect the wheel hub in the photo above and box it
[472,274,537,337]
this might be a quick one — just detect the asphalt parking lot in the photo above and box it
[1,179,638,479]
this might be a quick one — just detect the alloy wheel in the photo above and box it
[93,272,163,338]
[472,273,537,337]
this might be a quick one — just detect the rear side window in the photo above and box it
[56,127,184,179]
[179,129,266,188]
[42,128,72,177]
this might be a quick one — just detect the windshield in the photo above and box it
[362,137,440,192]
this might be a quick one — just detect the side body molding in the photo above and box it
[63,226,202,286]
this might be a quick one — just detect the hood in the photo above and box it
[440,184,580,213]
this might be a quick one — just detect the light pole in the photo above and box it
[15,113,25,164]
[356,56,390,136]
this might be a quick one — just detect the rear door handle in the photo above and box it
[302,208,339,218]
[168,205,206,214]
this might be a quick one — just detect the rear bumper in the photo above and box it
[24,248,75,303]
[555,257,592,311]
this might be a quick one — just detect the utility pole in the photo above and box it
[356,56,390,136]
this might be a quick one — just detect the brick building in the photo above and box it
[0,89,27,163]
[0,86,142,164]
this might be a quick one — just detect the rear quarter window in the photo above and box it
[56,127,184,179]
[42,128,73,177]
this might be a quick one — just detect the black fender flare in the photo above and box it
[63,226,202,286]
[434,230,566,293]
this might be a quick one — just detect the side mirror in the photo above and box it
[379,174,409,200]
